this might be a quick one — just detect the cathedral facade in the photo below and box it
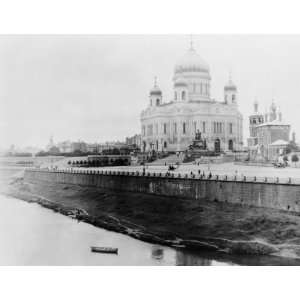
[140,44,243,153]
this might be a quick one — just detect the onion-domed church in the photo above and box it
[140,42,243,153]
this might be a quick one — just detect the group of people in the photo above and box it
[166,167,214,179]
[168,164,176,171]
[190,170,213,179]
[141,161,218,179]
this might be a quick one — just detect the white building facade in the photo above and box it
[247,101,291,161]
[140,44,243,153]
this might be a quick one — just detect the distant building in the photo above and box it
[86,143,101,153]
[247,101,291,161]
[46,136,55,151]
[57,140,73,153]
[71,141,87,153]
[140,43,243,153]
[125,134,141,149]
[87,154,131,166]
[51,139,129,154]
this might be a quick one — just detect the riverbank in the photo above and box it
[4,170,300,263]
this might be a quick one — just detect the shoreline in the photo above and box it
[5,176,300,260]
[3,166,300,263]
[4,187,278,256]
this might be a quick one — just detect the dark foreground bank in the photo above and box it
[4,169,300,264]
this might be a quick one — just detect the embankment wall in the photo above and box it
[24,169,300,212]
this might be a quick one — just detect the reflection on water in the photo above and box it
[151,246,164,261]
[0,194,299,266]
[176,251,212,266]
[151,246,233,266]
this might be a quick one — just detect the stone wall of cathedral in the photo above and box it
[141,104,243,152]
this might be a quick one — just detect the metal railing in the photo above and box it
[25,167,300,185]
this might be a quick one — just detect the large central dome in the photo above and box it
[174,47,210,74]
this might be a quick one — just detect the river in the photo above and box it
[0,194,238,266]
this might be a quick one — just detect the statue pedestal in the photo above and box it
[189,130,206,151]
[185,130,213,161]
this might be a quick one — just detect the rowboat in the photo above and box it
[91,246,118,254]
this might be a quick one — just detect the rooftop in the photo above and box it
[256,120,290,127]
[270,139,289,146]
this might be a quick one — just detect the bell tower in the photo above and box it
[224,74,237,105]
[249,100,264,137]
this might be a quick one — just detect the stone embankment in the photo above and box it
[24,168,300,212]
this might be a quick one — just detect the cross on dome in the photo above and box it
[189,34,194,51]
[224,72,237,91]
[150,76,162,96]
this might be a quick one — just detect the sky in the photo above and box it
[1,34,300,150]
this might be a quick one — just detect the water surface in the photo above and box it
[2,193,300,265]
[0,194,234,265]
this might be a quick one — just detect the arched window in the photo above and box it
[164,141,167,149]
[174,92,177,101]
[156,98,160,106]
[182,91,186,100]
[232,94,236,102]
[183,122,186,134]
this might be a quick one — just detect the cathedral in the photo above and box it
[140,43,243,153]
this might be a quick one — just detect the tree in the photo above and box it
[286,141,299,154]
[291,154,299,166]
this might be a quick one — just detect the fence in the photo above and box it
[26,167,300,186]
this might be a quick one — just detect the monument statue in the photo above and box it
[195,130,201,141]
[189,130,207,150]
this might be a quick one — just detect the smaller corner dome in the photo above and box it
[224,79,237,91]
[174,76,188,87]
[150,85,162,96]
